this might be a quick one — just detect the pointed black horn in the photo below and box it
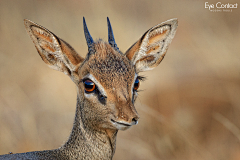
[107,17,119,52]
[83,17,94,49]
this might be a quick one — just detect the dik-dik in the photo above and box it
[0,17,178,159]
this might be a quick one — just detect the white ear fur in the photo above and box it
[125,19,178,72]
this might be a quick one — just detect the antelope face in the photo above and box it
[24,17,178,131]
[78,41,140,131]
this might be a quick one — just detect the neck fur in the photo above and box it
[59,96,118,159]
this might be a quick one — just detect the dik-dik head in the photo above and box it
[24,17,178,131]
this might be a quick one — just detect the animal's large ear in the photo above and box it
[24,19,84,82]
[125,19,178,72]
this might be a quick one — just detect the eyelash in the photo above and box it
[137,75,146,81]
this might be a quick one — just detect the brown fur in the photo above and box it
[0,18,177,160]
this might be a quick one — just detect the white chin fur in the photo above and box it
[115,124,132,131]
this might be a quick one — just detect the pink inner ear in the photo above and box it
[31,26,57,53]
[148,27,170,45]
[31,26,54,43]
[146,45,160,55]
[40,41,56,53]
[136,55,155,64]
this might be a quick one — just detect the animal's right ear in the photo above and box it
[24,19,84,82]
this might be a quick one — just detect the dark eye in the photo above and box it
[84,79,96,93]
[133,78,140,91]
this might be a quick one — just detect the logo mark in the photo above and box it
[205,2,238,12]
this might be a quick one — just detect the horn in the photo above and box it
[107,17,119,52]
[83,17,94,49]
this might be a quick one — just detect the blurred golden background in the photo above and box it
[0,0,240,159]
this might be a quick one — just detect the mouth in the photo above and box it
[111,119,134,130]
[111,119,131,126]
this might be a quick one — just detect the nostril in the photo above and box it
[132,117,139,125]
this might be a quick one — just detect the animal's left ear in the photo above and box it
[125,19,178,72]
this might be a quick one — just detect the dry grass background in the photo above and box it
[0,0,240,159]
